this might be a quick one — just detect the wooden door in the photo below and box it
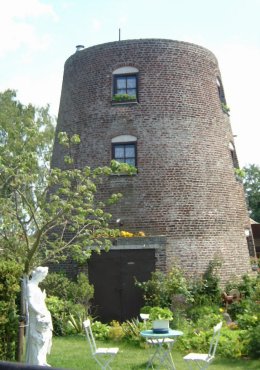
[88,249,155,322]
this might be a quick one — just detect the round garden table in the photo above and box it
[140,329,183,369]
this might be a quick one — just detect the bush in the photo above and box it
[122,319,145,345]
[41,271,94,314]
[218,327,244,358]
[42,271,94,335]
[40,272,71,300]
[91,321,110,341]
[108,321,124,341]
[135,265,191,308]
[187,305,220,323]
[189,259,222,307]
[46,296,69,336]
[246,324,260,358]
[0,260,22,360]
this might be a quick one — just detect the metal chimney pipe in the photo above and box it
[76,45,84,52]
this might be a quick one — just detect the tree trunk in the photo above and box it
[16,276,28,362]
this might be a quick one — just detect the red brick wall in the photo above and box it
[52,39,255,283]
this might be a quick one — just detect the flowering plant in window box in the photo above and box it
[112,94,137,102]
[120,230,145,237]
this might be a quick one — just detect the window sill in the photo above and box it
[111,100,139,106]
[109,172,138,177]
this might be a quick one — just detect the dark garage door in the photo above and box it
[88,249,155,322]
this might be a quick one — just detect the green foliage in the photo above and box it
[112,94,137,102]
[91,320,110,341]
[67,309,86,334]
[68,273,94,310]
[122,318,145,345]
[41,272,94,313]
[0,89,137,274]
[107,321,125,341]
[40,272,71,300]
[246,324,260,358]
[45,296,69,336]
[149,306,173,320]
[0,260,23,360]
[236,311,259,330]
[243,164,260,222]
[189,259,222,306]
[42,272,94,335]
[221,103,230,114]
[187,305,220,323]
[217,327,244,358]
[135,265,191,308]
[225,275,260,321]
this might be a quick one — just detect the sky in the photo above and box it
[0,0,259,167]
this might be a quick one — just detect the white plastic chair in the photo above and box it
[83,319,119,370]
[183,322,222,369]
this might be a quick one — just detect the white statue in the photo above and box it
[25,266,53,366]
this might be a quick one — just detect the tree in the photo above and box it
[243,164,260,222]
[0,89,136,360]
[0,89,135,274]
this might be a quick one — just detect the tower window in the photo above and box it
[112,66,139,102]
[114,75,137,97]
[112,142,137,166]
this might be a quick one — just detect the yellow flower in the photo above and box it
[219,308,224,313]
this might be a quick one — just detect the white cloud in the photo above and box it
[0,0,57,58]
[1,68,62,117]
[1,0,57,19]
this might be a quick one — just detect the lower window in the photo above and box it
[112,142,137,166]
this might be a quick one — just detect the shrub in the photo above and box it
[67,306,87,334]
[91,321,110,341]
[40,272,71,300]
[189,259,222,307]
[122,319,145,345]
[135,265,191,308]
[68,272,94,311]
[41,271,94,312]
[0,260,22,360]
[46,295,87,336]
[236,311,259,330]
[46,296,69,336]
[217,327,244,358]
[246,324,260,358]
[108,320,124,341]
[187,305,220,323]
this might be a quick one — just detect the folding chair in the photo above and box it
[183,322,222,369]
[83,319,119,370]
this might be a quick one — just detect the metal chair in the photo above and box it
[183,322,222,369]
[83,319,119,370]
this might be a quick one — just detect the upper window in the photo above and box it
[114,75,137,96]
[112,67,139,102]
[216,77,229,114]
[229,141,238,169]
[112,135,137,166]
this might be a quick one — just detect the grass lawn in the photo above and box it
[48,335,260,370]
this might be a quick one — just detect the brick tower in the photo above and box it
[52,39,255,298]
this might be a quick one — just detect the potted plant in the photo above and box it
[149,307,173,333]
